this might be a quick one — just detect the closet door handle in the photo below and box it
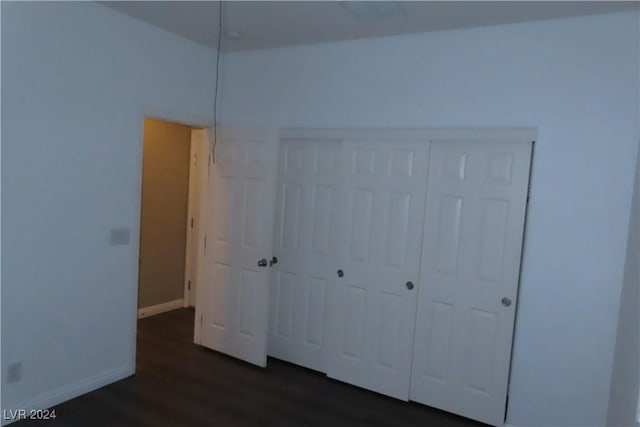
[405,281,414,290]
[269,256,278,267]
[257,258,268,267]
[337,269,344,278]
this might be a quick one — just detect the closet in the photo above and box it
[196,128,533,427]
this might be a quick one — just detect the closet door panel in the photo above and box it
[326,139,430,400]
[411,140,532,426]
[268,138,342,372]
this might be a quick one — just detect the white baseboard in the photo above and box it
[137,298,184,319]
[2,364,133,426]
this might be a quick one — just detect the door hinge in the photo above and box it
[200,315,203,326]
[191,217,194,228]
[187,280,191,291]
[204,234,207,250]
[193,154,197,165]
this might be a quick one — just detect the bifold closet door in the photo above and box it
[326,139,430,400]
[410,140,532,426]
[268,138,343,372]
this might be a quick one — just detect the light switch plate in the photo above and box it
[110,228,131,246]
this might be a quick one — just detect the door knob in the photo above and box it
[337,269,344,278]
[501,297,512,307]
[269,256,278,267]
[405,281,414,290]
[257,258,268,267]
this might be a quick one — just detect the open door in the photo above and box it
[196,128,279,367]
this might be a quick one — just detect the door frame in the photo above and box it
[183,130,210,308]
[130,107,213,372]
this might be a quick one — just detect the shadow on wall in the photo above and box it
[607,140,640,427]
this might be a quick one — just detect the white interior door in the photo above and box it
[410,140,532,426]
[326,137,430,400]
[268,138,342,372]
[198,128,279,367]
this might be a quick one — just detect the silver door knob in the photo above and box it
[405,281,414,290]
[257,258,268,267]
[501,297,512,307]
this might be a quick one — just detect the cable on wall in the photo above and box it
[212,0,223,164]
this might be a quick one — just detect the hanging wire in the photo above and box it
[211,0,223,164]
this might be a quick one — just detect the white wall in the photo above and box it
[1,2,215,412]
[219,12,640,427]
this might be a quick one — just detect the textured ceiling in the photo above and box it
[101,1,639,51]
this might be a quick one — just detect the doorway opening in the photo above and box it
[137,117,208,319]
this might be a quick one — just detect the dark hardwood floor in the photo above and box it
[18,309,486,426]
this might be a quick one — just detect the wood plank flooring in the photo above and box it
[17,309,486,427]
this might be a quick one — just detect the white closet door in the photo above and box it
[268,138,342,372]
[198,129,279,367]
[326,138,429,400]
[410,140,532,426]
